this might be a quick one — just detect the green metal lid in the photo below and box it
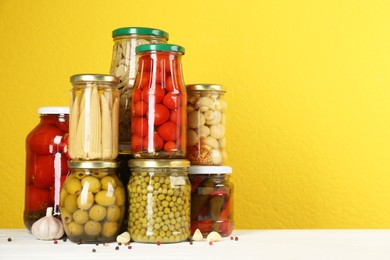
[112,27,169,40]
[186,84,225,92]
[70,74,120,84]
[69,160,118,169]
[136,44,185,54]
[128,159,190,168]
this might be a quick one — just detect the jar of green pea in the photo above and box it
[60,161,125,243]
[127,159,191,243]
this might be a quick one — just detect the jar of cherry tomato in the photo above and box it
[60,161,125,243]
[110,27,169,153]
[24,106,70,231]
[189,166,234,237]
[69,74,120,160]
[131,44,187,159]
[186,84,227,165]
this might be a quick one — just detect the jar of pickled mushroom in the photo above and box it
[110,27,169,153]
[127,159,191,243]
[69,74,120,160]
[189,166,233,237]
[60,161,125,243]
[186,84,227,165]
[131,44,187,159]
[24,106,70,231]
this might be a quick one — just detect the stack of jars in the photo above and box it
[60,74,126,243]
[110,27,191,244]
[185,84,234,237]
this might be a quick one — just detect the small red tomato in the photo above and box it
[140,57,152,71]
[143,132,164,150]
[152,104,170,125]
[157,53,172,74]
[132,117,148,137]
[170,109,178,123]
[138,71,151,89]
[26,185,52,211]
[163,92,179,109]
[131,135,143,152]
[165,76,174,92]
[134,101,148,116]
[28,125,63,155]
[32,155,55,189]
[133,89,142,102]
[164,141,177,152]
[142,84,165,104]
[157,122,177,141]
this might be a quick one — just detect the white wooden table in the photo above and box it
[1,229,390,259]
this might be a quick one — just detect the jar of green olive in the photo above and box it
[60,161,125,243]
[127,159,191,243]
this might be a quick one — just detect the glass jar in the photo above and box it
[189,166,233,237]
[127,159,191,243]
[69,74,120,160]
[110,27,169,153]
[131,44,187,159]
[24,106,70,231]
[186,84,227,165]
[60,161,125,243]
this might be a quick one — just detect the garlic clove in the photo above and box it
[206,231,222,243]
[31,207,64,240]
[192,228,203,241]
[116,231,131,244]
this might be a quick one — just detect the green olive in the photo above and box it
[60,188,68,207]
[64,194,78,213]
[73,170,87,180]
[95,190,115,206]
[67,221,83,236]
[77,191,94,210]
[106,205,121,222]
[65,178,82,195]
[91,169,108,179]
[101,176,117,190]
[81,176,101,193]
[73,209,89,224]
[114,186,125,206]
[61,208,73,224]
[84,220,101,236]
[101,221,118,237]
[89,204,107,221]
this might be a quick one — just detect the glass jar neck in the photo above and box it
[40,114,68,124]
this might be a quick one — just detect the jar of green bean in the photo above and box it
[127,159,191,243]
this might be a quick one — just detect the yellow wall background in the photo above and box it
[1,0,390,229]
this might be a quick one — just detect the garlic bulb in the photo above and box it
[31,207,64,240]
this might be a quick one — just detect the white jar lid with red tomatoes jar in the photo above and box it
[188,166,234,237]
[24,106,70,231]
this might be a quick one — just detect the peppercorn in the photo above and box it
[7,238,12,242]
[92,249,96,253]
[115,246,119,250]
[235,236,239,241]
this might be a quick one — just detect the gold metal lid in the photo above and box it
[128,159,190,168]
[70,74,120,84]
[69,160,118,169]
[186,84,225,92]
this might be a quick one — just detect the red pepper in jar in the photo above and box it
[131,44,187,159]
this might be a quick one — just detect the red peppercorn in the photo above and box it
[230,236,234,240]
[53,240,58,244]
[209,241,213,246]
[128,245,132,249]
[157,241,161,246]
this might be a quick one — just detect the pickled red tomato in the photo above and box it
[28,125,63,154]
[31,155,55,189]
[131,135,143,152]
[26,185,51,211]
[164,141,177,152]
[142,84,165,104]
[170,109,178,123]
[132,117,148,137]
[142,132,164,150]
[152,104,170,125]
[163,92,179,110]
[157,122,177,141]
[134,101,147,116]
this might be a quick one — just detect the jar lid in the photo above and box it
[186,84,225,92]
[69,160,118,169]
[38,106,69,115]
[136,44,185,55]
[112,27,169,40]
[188,166,232,174]
[128,159,190,168]
[70,74,120,84]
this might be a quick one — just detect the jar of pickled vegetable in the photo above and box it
[127,159,191,243]
[110,27,169,153]
[60,161,125,243]
[131,44,187,159]
[189,166,233,237]
[69,74,120,160]
[24,106,70,231]
[186,84,227,165]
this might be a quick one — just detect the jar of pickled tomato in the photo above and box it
[110,27,169,153]
[131,44,187,159]
[60,161,125,243]
[24,106,70,231]
[189,166,234,237]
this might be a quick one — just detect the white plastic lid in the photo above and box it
[188,166,232,174]
[38,106,70,115]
